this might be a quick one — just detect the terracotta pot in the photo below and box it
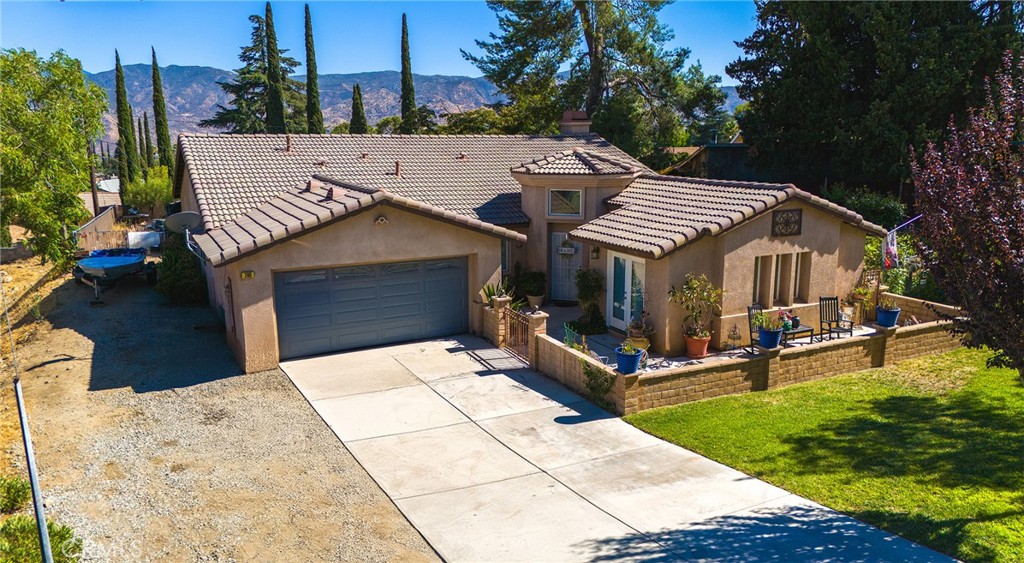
[625,337,650,351]
[684,335,711,359]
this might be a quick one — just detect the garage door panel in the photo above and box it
[276,258,469,360]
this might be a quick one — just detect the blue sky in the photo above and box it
[0,1,756,85]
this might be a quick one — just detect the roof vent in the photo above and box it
[456,152,468,160]
[316,159,329,168]
[360,152,369,160]
[285,134,293,153]
[394,160,402,178]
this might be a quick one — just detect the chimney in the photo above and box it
[559,111,591,134]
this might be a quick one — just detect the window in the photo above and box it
[548,189,582,216]
[793,251,811,302]
[752,256,762,304]
[501,240,508,272]
[773,253,784,303]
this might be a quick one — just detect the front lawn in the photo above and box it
[626,348,1024,563]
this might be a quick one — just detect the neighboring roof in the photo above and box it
[79,191,121,216]
[97,178,120,193]
[175,134,648,231]
[569,175,887,259]
[193,176,528,267]
[511,148,640,175]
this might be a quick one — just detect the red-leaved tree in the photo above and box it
[911,52,1024,383]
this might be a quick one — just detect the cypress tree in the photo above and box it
[350,83,368,134]
[304,4,325,134]
[135,114,148,181]
[399,13,417,134]
[114,50,139,190]
[143,112,155,167]
[264,2,287,133]
[151,47,174,169]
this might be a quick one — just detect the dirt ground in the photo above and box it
[1,274,439,562]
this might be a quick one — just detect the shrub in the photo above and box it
[0,476,30,514]
[573,269,606,334]
[0,515,81,563]
[823,183,906,228]
[581,359,616,410]
[156,233,208,306]
[122,168,172,216]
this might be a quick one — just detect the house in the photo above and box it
[175,115,883,372]
[661,142,760,181]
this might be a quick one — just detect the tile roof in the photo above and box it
[193,177,528,266]
[511,148,640,175]
[569,175,887,259]
[176,133,647,231]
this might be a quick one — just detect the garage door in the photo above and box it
[275,257,469,360]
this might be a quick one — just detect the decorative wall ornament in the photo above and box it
[772,209,802,237]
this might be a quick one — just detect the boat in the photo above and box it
[76,248,148,280]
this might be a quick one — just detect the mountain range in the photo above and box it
[84,64,742,146]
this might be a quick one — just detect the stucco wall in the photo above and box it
[219,203,503,372]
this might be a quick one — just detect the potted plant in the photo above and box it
[780,309,800,329]
[520,270,546,309]
[753,311,785,348]
[668,273,724,359]
[876,297,902,327]
[615,340,644,375]
[626,310,653,350]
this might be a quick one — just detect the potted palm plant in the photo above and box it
[520,270,546,309]
[753,311,785,348]
[876,297,902,327]
[668,273,724,359]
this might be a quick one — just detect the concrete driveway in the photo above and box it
[282,335,954,563]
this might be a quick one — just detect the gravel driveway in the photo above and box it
[1,275,438,562]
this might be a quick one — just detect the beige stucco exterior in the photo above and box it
[180,177,502,372]
[578,200,871,355]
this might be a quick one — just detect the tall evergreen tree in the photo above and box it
[114,50,139,191]
[349,83,368,134]
[200,14,305,133]
[151,47,173,169]
[399,13,417,134]
[143,111,155,167]
[264,2,287,133]
[135,114,148,180]
[304,4,325,134]
[728,0,1024,192]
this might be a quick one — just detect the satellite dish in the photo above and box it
[165,211,202,234]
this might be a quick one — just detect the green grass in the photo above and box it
[626,348,1024,563]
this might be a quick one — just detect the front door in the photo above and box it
[607,251,646,332]
[550,232,582,301]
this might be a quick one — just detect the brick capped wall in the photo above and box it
[533,319,962,415]
[881,292,960,323]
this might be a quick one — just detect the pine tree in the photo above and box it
[304,4,325,134]
[349,83,368,134]
[143,112,155,167]
[151,47,174,169]
[399,13,417,134]
[114,50,139,191]
[264,2,287,133]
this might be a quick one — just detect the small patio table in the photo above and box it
[782,325,815,345]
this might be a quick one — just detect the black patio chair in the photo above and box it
[746,304,764,353]
[820,296,853,340]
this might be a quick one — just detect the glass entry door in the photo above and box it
[607,251,645,332]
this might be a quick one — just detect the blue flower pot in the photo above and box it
[876,307,901,328]
[615,347,643,375]
[758,328,784,349]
